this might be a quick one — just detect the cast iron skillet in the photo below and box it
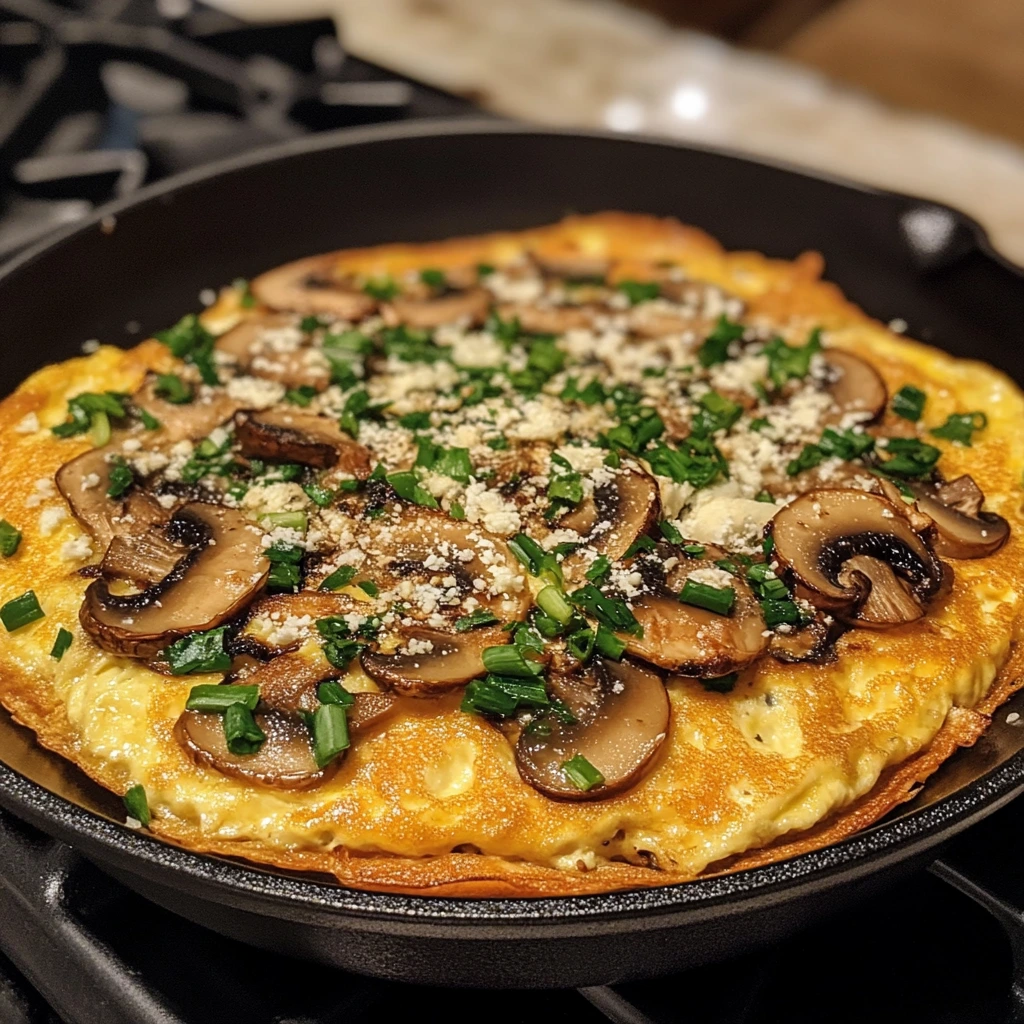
[1,121,1024,991]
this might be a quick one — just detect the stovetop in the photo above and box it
[0,798,1022,1024]
[3,3,1024,1021]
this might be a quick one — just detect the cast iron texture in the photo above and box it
[0,122,1022,988]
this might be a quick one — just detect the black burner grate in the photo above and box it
[0,0,477,257]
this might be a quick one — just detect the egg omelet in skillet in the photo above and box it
[1,213,1022,896]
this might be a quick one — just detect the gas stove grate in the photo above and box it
[0,0,476,258]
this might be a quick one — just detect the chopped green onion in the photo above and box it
[562,754,604,791]
[362,276,399,300]
[420,267,447,289]
[697,315,745,367]
[300,315,326,333]
[318,680,354,707]
[877,437,941,478]
[569,584,642,637]
[659,520,683,544]
[233,278,256,308]
[624,535,657,558]
[455,609,500,632]
[386,470,440,509]
[261,510,307,532]
[486,436,509,450]
[224,702,266,755]
[585,555,612,584]
[0,590,44,632]
[701,673,738,693]
[303,483,335,508]
[536,586,574,625]
[185,684,259,713]
[761,599,801,627]
[122,784,151,827]
[477,263,495,277]
[319,565,357,591]
[481,644,544,678]
[594,623,626,660]
[461,674,550,717]
[155,313,219,386]
[285,385,319,407]
[106,457,134,499]
[450,501,466,521]
[566,626,596,662]
[763,328,822,388]
[312,702,350,767]
[679,580,736,616]
[754,490,775,503]
[891,384,926,421]
[398,411,431,429]
[165,627,232,675]
[645,435,727,490]
[617,280,660,305]
[0,520,22,557]
[932,411,987,446]
[691,390,742,436]
[357,580,379,597]
[683,543,706,557]
[135,406,160,430]
[50,627,73,661]
[415,441,474,483]
[154,373,193,404]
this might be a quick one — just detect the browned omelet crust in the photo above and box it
[2,213,1024,897]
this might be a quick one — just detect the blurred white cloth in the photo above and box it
[213,0,1024,265]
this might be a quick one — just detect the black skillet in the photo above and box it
[1,121,1024,994]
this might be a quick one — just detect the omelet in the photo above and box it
[1,213,1022,897]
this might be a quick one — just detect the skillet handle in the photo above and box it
[0,810,183,1024]
[930,795,1024,1024]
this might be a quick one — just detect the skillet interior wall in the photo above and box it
[1,126,1022,398]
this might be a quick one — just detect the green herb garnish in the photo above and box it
[679,580,736,616]
[455,609,501,632]
[0,590,44,632]
[891,384,926,421]
[50,627,73,661]
[155,313,218,386]
[123,784,151,826]
[697,315,745,368]
[224,702,266,755]
[763,328,822,388]
[0,519,22,557]
[617,280,660,305]
[932,411,987,446]
[166,627,232,675]
[562,754,604,791]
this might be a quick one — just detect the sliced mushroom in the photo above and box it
[176,706,333,790]
[132,376,243,443]
[383,287,491,329]
[235,407,372,476]
[55,446,122,550]
[515,658,669,801]
[80,503,270,658]
[360,625,505,697]
[626,556,768,675]
[214,315,331,391]
[245,650,342,713]
[496,302,596,334]
[627,308,699,339]
[768,619,836,664]
[768,489,945,628]
[531,252,610,280]
[56,448,170,552]
[250,254,377,320]
[908,477,1010,559]
[100,528,187,587]
[556,469,660,578]
[821,350,887,423]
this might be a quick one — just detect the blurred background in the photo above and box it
[1,0,1022,263]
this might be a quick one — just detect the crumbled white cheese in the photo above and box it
[60,535,94,561]
[462,482,521,536]
[24,477,55,508]
[39,506,66,536]
[14,412,39,434]
[225,375,286,409]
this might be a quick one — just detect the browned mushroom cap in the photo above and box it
[361,625,506,697]
[383,287,491,329]
[244,650,342,713]
[176,707,333,790]
[910,478,1010,559]
[531,252,611,280]
[80,503,269,658]
[768,618,836,664]
[55,446,122,549]
[821,350,887,423]
[626,557,768,675]
[556,469,660,579]
[55,448,171,552]
[235,408,372,476]
[132,377,243,443]
[250,254,377,320]
[515,658,669,801]
[214,315,331,392]
[768,489,945,628]
[496,302,596,334]
[101,527,187,587]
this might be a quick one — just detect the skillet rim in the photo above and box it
[1,119,1023,925]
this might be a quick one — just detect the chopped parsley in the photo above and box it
[165,627,231,675]
[546,453,583,518]
[763,327,821,388]
[617,280,660,305]
[415,439,473,483]
[105,457,134,499]
[266,543,304,591]
[455,609,501,632]
[420,268,446,289]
